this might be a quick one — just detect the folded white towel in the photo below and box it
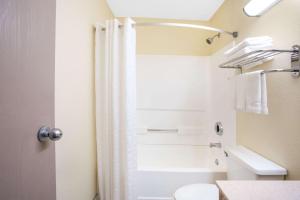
[243,56,274,70]
[229,43,273,58]
[235,71,268,114]
[230,43,274,69]
[226,40,273,69]
[225,36,273,57]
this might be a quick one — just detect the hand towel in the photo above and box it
[235,71,268,114]
[235,74,246,112]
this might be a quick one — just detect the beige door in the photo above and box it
[0,0,57,199]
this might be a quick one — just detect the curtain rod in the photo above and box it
[95,22,238,38]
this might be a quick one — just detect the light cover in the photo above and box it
[243,0,281,17]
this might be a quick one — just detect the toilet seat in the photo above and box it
[174,184,219,200]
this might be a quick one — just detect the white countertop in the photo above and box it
[217,181,300,200]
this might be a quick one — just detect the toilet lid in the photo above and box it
[174,184,219,200]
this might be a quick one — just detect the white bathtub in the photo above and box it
[137,145,227,200]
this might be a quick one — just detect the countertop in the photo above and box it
[216,181,300,200]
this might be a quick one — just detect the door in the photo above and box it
[0,0,57,199]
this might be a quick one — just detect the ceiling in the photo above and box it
[106,0,225,21]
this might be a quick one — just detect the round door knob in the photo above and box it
[38,126,63,142]
[49,128,63,141]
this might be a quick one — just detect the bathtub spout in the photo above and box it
[209,142,222,148]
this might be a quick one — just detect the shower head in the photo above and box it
[206,38,214,45]
[206,33,221,45]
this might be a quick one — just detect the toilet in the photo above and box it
[174,184,219,200]
[174,146,287,200]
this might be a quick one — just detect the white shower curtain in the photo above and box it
[95,18,137,200]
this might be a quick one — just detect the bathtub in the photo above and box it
[136,145,227,200]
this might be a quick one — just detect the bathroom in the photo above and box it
[1,0,300,200]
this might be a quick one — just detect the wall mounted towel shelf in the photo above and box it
[219,45,300,77]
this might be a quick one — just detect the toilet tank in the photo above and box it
[225,146,287,180]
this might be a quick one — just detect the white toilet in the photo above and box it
[174,146,287,200]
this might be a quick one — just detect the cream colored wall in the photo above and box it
[55,0,113,199]
[135,18,213,56]
[211,0,300,179]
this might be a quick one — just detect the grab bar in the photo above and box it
[147,128,179,133]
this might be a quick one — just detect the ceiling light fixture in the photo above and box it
[243,0,281,17]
